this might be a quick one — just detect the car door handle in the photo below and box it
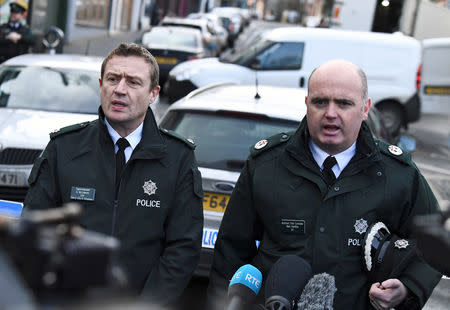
[299,77,305,88]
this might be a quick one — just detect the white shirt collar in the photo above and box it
[105,118,143,162]
[309,140,356,178]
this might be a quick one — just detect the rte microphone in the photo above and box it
[297,273,337,310]
[264,255,313,310]
[226,264,263,310]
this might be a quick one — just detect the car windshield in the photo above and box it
[142,30,200,49]
[0,65,100,114]
[160,110,299,171]
[220,35,273,65]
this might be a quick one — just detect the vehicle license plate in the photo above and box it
[203,192,230,212]
[0,170,25,186]
[155,57,178,65]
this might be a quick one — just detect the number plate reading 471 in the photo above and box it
[203,192,230,212]
[0,171,25,186]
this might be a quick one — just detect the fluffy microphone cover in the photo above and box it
[297,273,337,310]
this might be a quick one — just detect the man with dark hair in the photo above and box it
[24,43,204,306]
[207,59,441,309]
[0,0,35,63]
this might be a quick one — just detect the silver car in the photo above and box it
[0,54,101,203]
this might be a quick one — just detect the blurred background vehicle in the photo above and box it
[210,7,244,47]
[419,37,450,115]
[139,26,208,87]
[159,16,220,57]
[0,54,101,202]
[158,82,391,277]
[164,26,422,139]
[187,12,229,54]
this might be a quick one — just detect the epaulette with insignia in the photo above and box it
[50,121,91,139]
[250,132,292,157]
[376,139,411,165]
[159,127,196,149]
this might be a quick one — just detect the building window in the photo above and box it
[76,0,110,28]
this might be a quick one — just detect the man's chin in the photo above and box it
[317,137,343,154]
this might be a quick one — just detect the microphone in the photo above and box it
[264,255,313,310]
[226,264,263,310]
[297,273,337,310]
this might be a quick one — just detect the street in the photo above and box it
[1,15,448,309]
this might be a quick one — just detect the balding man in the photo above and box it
[206,60,441,309]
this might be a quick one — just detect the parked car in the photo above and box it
[164,26,422,137]
[187,12,229,53]
[420,37,450,114]
[210,7,243,47]
[140,26,207,87]
[0,54,101,202]
[158,83,391,276]
[159,16,220,57]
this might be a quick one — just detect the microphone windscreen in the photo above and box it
[297,273,337,310]
[264,255,313,304]
[228,264,263,303]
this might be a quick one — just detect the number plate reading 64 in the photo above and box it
[202,192,230,212]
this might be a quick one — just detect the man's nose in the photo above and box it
[114,78,127,94]
[325,103,338,117]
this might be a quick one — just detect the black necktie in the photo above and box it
[115,138,130,192]
[322,156,337,186]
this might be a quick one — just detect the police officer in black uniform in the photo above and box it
[0,1,35,63]
[24,43,204,307]
[207,59,442,310]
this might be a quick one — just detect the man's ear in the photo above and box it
[99,78,102,87]
[149,86,161,105]
[363,98,372,120]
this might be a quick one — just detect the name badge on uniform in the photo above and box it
[70,186,95,201]
[281,218,305,234]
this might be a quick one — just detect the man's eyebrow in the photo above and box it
[335,98,355,105]
[310,97,328,103]
[105,71,144,81]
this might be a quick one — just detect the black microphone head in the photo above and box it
[297,273,337,310]
[265,255,313,310]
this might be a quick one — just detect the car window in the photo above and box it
[255,42,304,70]
[0,65,99,114]
[160,110,299,171]
[143,30,200,49]
[221,37,273,66]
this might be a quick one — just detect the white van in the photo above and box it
[420,38,450,114]
[164,26,422,136]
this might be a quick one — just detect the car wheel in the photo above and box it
[376,102,404,138]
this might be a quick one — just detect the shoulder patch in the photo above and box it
[50,121,91,139]
[159,127,196,149]
[250,132,292,158]
[376,139,411,165]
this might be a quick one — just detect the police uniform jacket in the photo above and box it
[207,117,441,309]
[0,21,35,62]
[24,107,204,305]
